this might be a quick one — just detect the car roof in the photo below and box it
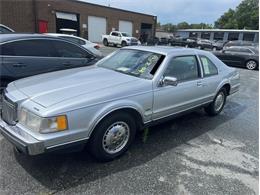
[46,33,78,38]
[0,33,62,43]
[123,46,208,55]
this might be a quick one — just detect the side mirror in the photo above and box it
[160,76,178,86]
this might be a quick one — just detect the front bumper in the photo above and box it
[0,119,88,155]
[0,119,45,155]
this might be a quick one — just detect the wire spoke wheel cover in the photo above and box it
[102,121,130,154]
[214,92,225,112]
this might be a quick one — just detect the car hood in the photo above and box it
[13,66,139,108]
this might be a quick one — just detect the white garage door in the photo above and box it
[88,16,106,42]
[119,20,133,36]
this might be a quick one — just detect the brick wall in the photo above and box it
[0,0,36,32]
[0,0,156,38]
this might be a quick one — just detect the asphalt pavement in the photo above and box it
[0,46,259,195]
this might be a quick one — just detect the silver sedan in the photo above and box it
[0,46,240,161]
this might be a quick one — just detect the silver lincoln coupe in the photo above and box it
[0,46,240,161]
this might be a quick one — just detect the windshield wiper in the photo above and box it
[114,69,140,77]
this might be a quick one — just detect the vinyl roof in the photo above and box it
[123,46,208,55]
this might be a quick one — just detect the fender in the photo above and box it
[87,100,148,137]
[215,77,230,95]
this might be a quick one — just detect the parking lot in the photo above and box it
[0,46,258,195]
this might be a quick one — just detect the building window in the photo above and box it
[189,32,198,38]
[201,32,211,40]
[228,33,239,41]
[213,32,224,40]
[243,33,255,41]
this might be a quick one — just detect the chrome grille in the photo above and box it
[1,95,17,125]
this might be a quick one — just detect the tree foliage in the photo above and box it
[157,0,258,31]
[215,0,258,29]
[158,22,213,32]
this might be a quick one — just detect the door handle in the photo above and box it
[13,63,26,67]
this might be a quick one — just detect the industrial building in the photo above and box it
[1,0,157,42]
[175,29,259,42]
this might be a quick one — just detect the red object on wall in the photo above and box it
[38,20,48,33]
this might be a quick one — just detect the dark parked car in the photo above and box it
[213,46,259,70]
[0,24,14,34]
[170,37,197,48]
[223,40,259,50]
[0,34,99,90]
[157,37,170,45]
[196,39,213,50]
[212,40,228,51]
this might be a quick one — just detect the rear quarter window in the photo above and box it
[199,56,218,77]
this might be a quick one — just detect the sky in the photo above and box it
[81,0,243,25]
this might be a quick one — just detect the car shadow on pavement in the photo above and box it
[14,101,245,192]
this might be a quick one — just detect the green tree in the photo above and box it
[215,9,238,29]
[235,0,259,29]
[215,0,259,30]
[177,22,190,29]
[190,23,213,29]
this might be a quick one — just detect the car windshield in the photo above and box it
[121,33,130,37]
[97,49,165,79]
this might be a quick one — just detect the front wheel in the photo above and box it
[121,41,127,47]
[89,112,136,162]
[205,88,227,116]
[246,60,257,70]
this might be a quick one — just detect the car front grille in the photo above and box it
[131,38,138,43]
[1,94,17,125]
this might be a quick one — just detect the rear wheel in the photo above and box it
[205,88,227,116]
[246,60,257,70]
[121,41,127,47]
[103,39,108,46]
[89,112,136,162]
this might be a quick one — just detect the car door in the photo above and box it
[52,40,96,69]
[152,55,206,120]
[0,39,61,78]
[110,32,118,44]
[220,48,242,66]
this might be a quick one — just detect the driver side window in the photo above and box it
[164,56,200,82]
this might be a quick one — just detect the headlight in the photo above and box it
[19,109,68,133]
[126,39,130,41]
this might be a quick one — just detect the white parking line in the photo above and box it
[249,77,258,81]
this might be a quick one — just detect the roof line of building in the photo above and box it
[70,0,156,18]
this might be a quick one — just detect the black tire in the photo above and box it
[205,88,227,116]
[121,41,127,47]
[246,60,258,70]
[103,39,108,46]
[89,112,136,162]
